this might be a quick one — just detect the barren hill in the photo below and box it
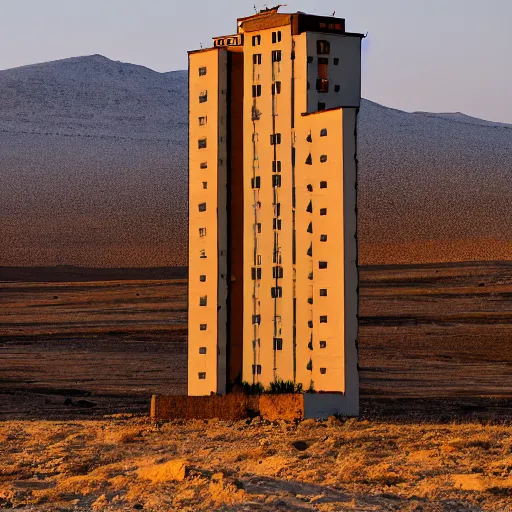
[0,55,511,267]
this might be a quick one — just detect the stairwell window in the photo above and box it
[199,66,207,76]
[198,202,207,212]
[199,296,207,306]
[252,84,262,97]
[199,91,208,103]
[252,35,261,46]
[272,81,282,95]
[270,133,282,145]
[272,50,282,62]
[198,138,207,149]
[253,54,262,65]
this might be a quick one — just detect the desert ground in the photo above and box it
[1,261,512,510]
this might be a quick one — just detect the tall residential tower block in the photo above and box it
[188,7,363,415]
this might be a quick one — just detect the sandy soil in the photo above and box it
[1,416,512,511]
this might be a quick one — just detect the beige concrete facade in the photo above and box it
[188,8,362,414]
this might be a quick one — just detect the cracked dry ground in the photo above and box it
[1,416,512,511]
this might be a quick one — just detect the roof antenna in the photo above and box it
[253,4,257,12]
[332,10,336,16]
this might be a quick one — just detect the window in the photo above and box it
[272,31,282,43]
[199,249,207,259]
[320,316,328,323]
[273,266,284,279]
[320,289,328,296]
[198,138,207,149]
[273,251,282,264]
[252,84,262,97]
[199,227,207,237]
[320,234,328,242]
[199,296,207,306]
[305,154,312,165]
[200,324,207,331]
[307,243,313,257]
[256,222,262,233]
[306,200,313,214]
[202,181,208,190]
[317,78,329,93]
[273,161,282,172]
[199,66,207,76]
[199,92,208,103]
[257,255,262,265]
[320,368,327,375]
[320,128,328,137]
[320,340,327,349]
[317,40,330,55]
[320,181,327,189]
[252,314,261,325]
[333,58,339,65]
[198,372,206,379]
[320,155,328,163]
[272,81,282,95]
[334,84,340,93]
[274,203,281,216]
[273,338,283,350]
[252,35,261,46]
[319,261,328,269]
[318,102,326,111]
[253,54,262,65]
[199,116,207,126]
[273,218,282,230]
[272,174,281,187]
[251,267,262,280]
[252,364,262,375]
[307,184,313,192]
[199,347,207,354]
[320,208,327,216]
[272,50,282,62]
[251,176,260,189]
[198,202,207,212]
[308,320,313,328]
[307,222,313,233]
[199,275,206,282]
[271,286,283,298]
[307,56,313,64]
[200,162,208,169]
[270,133,282,145]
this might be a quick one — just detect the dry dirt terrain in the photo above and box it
[1,262,512,510]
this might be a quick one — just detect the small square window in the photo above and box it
[308,320,313,328]
[307,184,313,192]
[320,181,327,188]
[320,289,328,296]
[320,208,327,216]
[320,340,327,349]
[256,222,262,233]
[200,162,208,169]
[273,338,283,350]
[252,314,261,325]
[199,347,207,354]
[198,202,207,212]
[198,138,207,149]
[320,234,328,242]
[272,81,282,95]
[320,155,328,163]
[252,84,262,97]
[333,58,339,65]
[200,323,207,331]
[273,218,282,230]
[199,92,208,103]
[199,296,207,306]
[320,368,327,374]
[273,161,282,172]
[320,315,328,323]
[199,227,207,237]
[198,372,206,379]
[252,364,262,375]
[199,275,206,282]
[272,174,281,187]
[318,102,326,111]
[307,56,313,64]
[320,128,328,137]
[199,116,207,126]
[253,54,262,65]
[257,255,262,265]
[199,67,207,76]
[334,84,340,93]
[319,261,328,269]
[251,176,261,189]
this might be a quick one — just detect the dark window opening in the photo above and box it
[272,174,281,187]
[253,53,262,65]
[199,67,207,76]
[333,57,339,65]
[308,320,313,328]
[270,133,282,145]
[305,153,312,165]
[200,324,207,331]
[320,181,327,188]
[199,296,207,306]
[199,347,207,354]
[320,208,327,216]
[252,84,262,97]
[307,184,313,192]
[318,102,326,111]
[199,116,207,126]
[320,368,327,374]
[273,338,283,350]
[271,286,283,298]
[251,267,262,280]
[252,364,262,375]
[320,234,328,242]
[320,315,328,323]
[306,200,313,213]
[273,160,282,172]
[256,222,262,233]
[273,266,284,279]
[198,202,207,212]
[198,138,207,149]
[320,155,328,163]
[252,314,261,325]
[320,340,327,348]
[316,78,329,93]
[307,56,313,64]
[273,218,282,230]
[320,128,328,137]
[308,297,313,305]
[320,289,328,296]
[334,84,340,92]
[202,181,208,189]
[251,176,261,189]
[199,275,206,282]
[319,261,328,269]
[252,35,261,46]
[272,31,282,43]
[272,50,282,62]
[317,40,330,55]
[274,203,281,216]
[273,251,282,264]
[199,227,207,237]
[307,243,313,257]
[307,222,313,233]
[198,372,206,379]
[200,162,208,169]
[272,81,282,95]
[199,92,208,103]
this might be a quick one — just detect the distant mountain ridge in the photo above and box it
[0,55,511,267]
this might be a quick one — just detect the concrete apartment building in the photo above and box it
[188,6,363,415]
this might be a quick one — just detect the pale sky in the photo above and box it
[1,0,511,123]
